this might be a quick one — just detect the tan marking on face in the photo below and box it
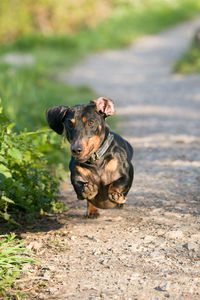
[79,135,101,159]
[76,166,91,178]
[105,158,118,172]
[71,118,75,124]
[82,116,87,122]
[98,125,102,134]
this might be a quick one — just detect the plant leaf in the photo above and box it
[1,196,15,204]
[0,164,12,178]
[8,148,22,162]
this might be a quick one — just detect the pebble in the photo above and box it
[183,242,199,252]
[22,263,32,271]
[43,271,50,280]
[99,258,104,264]
[164,293,170,298]
[26,241,43,251]
[176,245,183,251]
[150,250,165,259]
[92,250,101,255]
[165,230,184,239]
[155,283,167,291]
[84,234,99,242]
[143,235,156,243]
[49,287,57,294]
[105,216,122,222]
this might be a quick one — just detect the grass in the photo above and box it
[0,233,34,298]
[174,41,200,73]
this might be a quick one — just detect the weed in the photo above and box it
[0,233,34,297]
[174,41,200,73]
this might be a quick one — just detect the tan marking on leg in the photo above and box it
[108,183,126,204]
[71,118,75,124]
[87,201,100,218]
[76,166,91,178]
[108,183,121,194]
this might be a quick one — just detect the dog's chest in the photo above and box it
[89,158,120,186]
[76,158,121,186]
[100,158,120,185]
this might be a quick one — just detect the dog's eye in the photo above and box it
[87,120,94,127]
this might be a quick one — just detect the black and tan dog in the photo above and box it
[46,97,134,218]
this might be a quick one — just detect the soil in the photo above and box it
[2,17,200,300]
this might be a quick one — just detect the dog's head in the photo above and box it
[46,97,115,162]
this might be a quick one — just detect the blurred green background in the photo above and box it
[0,0,200,46]
[1,0,200,131]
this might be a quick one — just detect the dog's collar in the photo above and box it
[89,133,114,163]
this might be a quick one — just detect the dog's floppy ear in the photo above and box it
[91,97,115,117]
[46,106,69,135]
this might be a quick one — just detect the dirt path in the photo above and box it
[55,17,200,299]
[18,17,200,300]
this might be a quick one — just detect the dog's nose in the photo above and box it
[71,144,83,156]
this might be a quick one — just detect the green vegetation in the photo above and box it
[0,0,112,45]
[0,233,34,297]
[0,106,62,224]
[76,0,200,51]
[174,41,200,73]
[0,0,200,46]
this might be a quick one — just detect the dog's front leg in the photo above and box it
[70,165,99,218]
[71,178,100,218]
[108,173,132,205]
[70,162,98,199]
[73,180,99,218]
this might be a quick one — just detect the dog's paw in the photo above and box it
[108,192,126,204]
[82,183,98,200]
[87,209,100,219]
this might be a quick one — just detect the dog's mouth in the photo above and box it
[73,145,94,163]
[75,156,89,163]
